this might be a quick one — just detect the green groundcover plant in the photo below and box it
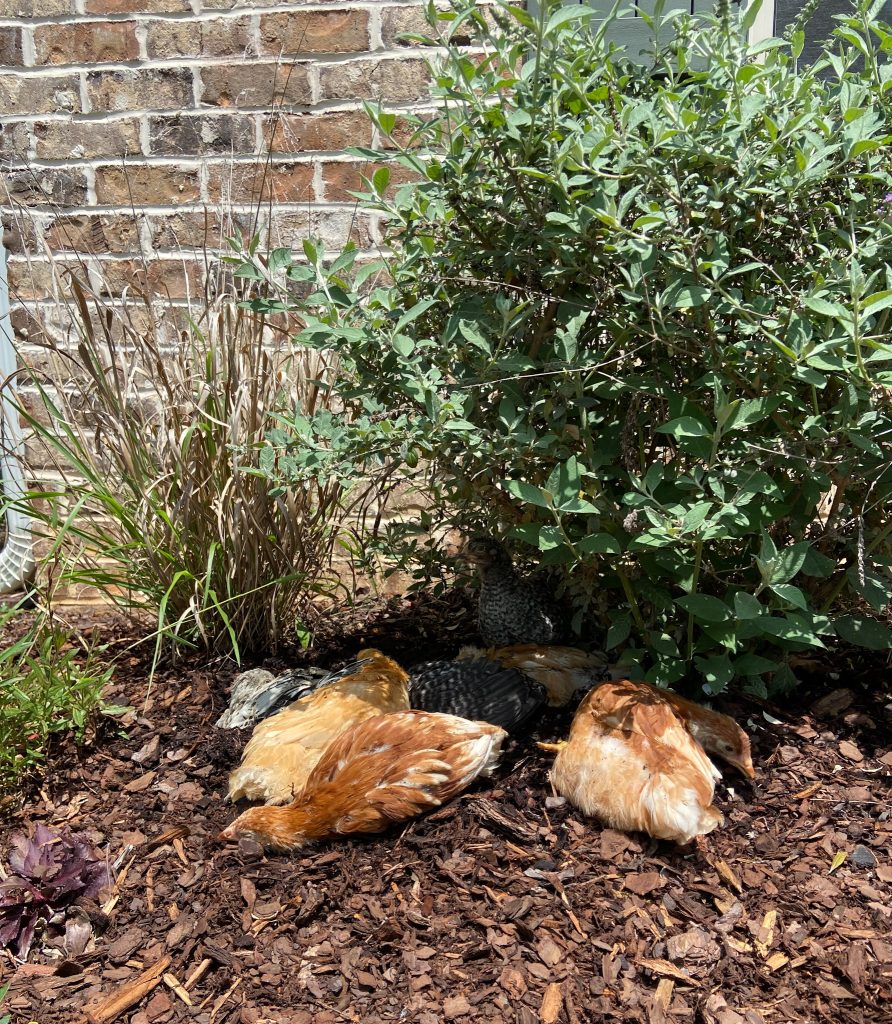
[0,600,123,797]
[237,0,892,695]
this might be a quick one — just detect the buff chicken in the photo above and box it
[457,643,618,707]
[461,535,565,647]
[409,656,547,733]
[227,650,410,806]
[221,711,507,851]
[540,680,752,844]
[648,685,754,779]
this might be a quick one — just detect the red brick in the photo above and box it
[87,69,193,112]
[4,167,88,208]
[264,111,373,155]
[86,0,190,12]
[318,57,430,103]
[148,113,256,156]
[379,111,438,150]
[94,165,201,205]
[270,209,376,251]
[259,10,370,56]
[145,16,253,60]
[0,120,31,161]
[148,210,242,250]
[0,73,81,115]
[95,258,204,299]
[2,216,40,256]
[207,160,314,204]
[321,160,421,202]
[199,63,311,108]
[7,258,82,301]
[0,27,24,66]
[33,117,141,160]
[33,21,139,66]
[380,6,441,48]
[10,312,50,353]
[382,3,495,47]
[5,0,69,14]
[44,213,142,253]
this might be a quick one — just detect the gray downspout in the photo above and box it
[0,232,35,594]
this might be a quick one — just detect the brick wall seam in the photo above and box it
[0,4,448,28]
[189,63,202,107]
[137,113,151,157]
[2,49,435,74]
[134,19,148,59]
[6,150,410,170]
[20,23,36,65]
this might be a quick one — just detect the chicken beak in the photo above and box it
[218,823,238,842]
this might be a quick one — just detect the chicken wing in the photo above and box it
[409,657,546,733]
[221,711,507,851]
[457,643,616,707]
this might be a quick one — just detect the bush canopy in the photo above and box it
[239,0,892,695]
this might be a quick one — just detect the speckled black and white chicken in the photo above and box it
[461,535,566,647]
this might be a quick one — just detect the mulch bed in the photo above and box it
[1,592,890,1024]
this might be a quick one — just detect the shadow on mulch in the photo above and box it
[0,591,890,1024]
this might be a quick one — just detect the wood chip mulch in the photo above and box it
[0,593,890,1024]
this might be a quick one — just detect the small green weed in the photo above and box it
[0,600,122,798]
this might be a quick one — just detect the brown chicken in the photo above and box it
[221,711,507,851]
[227,650,410,806]
[457,643,617,707]
[541,680,749,844]
[650,685,754,779]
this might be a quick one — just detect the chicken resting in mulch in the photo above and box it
[0,590,890,1024]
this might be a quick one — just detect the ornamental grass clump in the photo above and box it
[14,260,377,662]
[241,0,892,695]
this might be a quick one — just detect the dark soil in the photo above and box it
[1,592,891,1024]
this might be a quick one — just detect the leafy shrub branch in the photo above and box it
[240,0,892,694]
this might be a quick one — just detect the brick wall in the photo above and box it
[0,0,437,341]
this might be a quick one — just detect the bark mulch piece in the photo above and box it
[1,594,890,1023]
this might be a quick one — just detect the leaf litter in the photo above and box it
[0,593,889,1024]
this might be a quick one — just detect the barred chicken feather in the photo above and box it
[227,650,409,806]
[543,680,727,844]
[457,643,616,707]
[409,657,546,733]
[221,711,507,851]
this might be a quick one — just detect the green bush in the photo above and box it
[0,600,121,798]
[242,0,892,694]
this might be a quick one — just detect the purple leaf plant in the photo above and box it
[0,823,110,959]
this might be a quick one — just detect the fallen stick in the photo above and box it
[184,957,213,991]
[83,955,172,1024]
[163,972,193,1006]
